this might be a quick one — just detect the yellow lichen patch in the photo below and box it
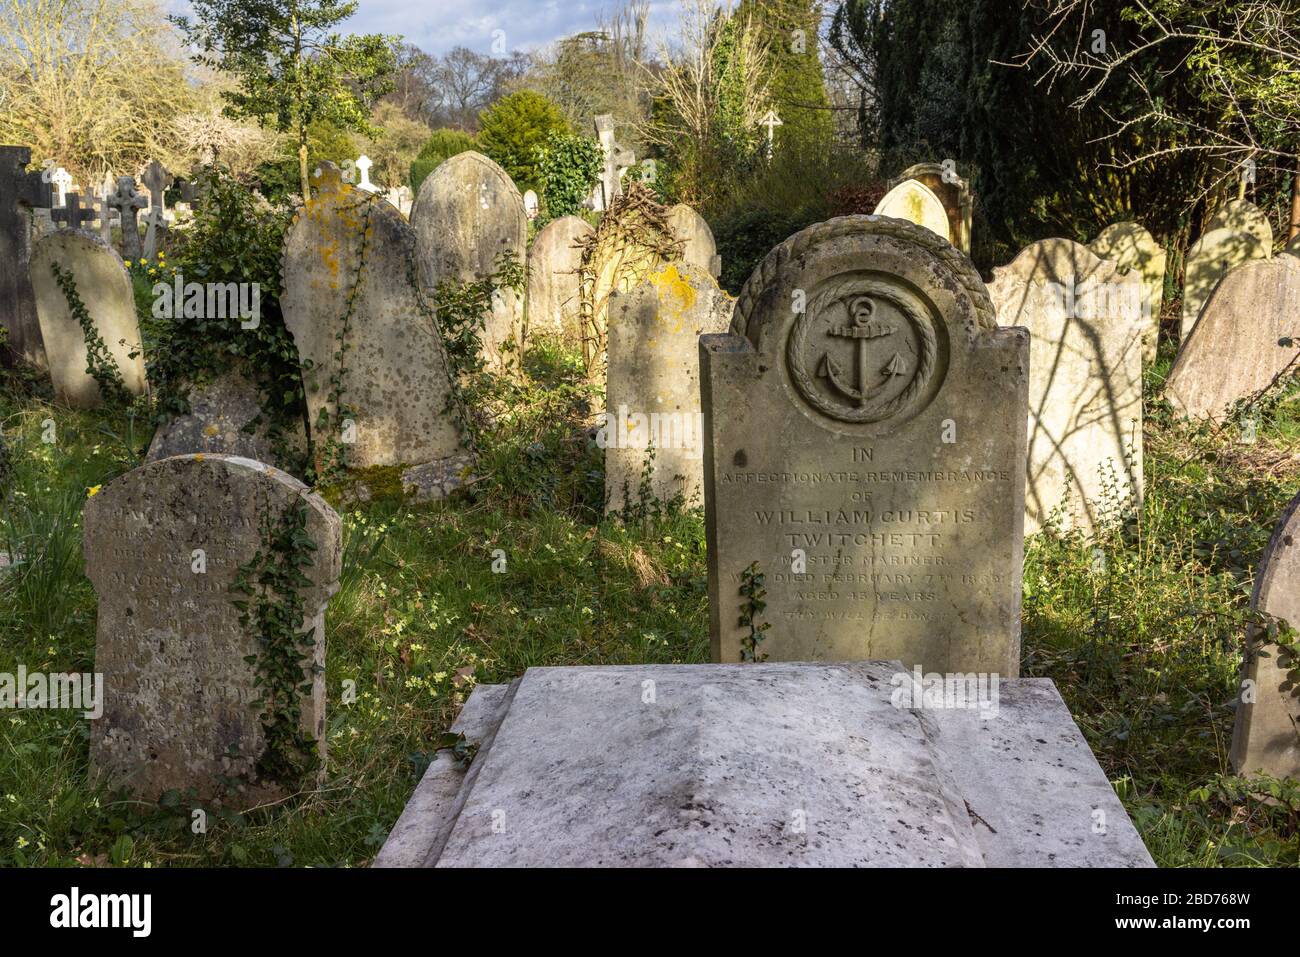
[648,263,696,335]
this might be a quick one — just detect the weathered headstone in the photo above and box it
[354,154,376,193]
[29,229,146,407]
[987,239,1145,535]
[604,263,734,513]
[146,367,306,468]
[522,189,539,221]
[410,151,527,372]
[0,146,53,367]
[1166,256,1300,421]
[141,160,172,260]
[1089,221,1165,363]
[700,216,1028,672]
[107,175,148,262]
[872,179,952,245]
[283,162,471,484]
[525,215,593,341]
[84,454,342,805]
[379,662,1154,868]
[1232,492,1300,781]
[1180,199,1273,340]
[589,114,635,212]
[889,162,973,254]
[667,204,720,279]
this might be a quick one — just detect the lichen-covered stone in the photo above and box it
[872,180,951,244]
[84,454,341,805]
[667,204,720,278]
[29,229,145,407]
[410,151,527,371]
[282,163,469,474]
[604,263,733,513]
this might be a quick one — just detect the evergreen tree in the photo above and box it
[738,0,833,152]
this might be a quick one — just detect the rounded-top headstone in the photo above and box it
[1089,221,1165,362]
[1180,199,1273,339]
[1166,254,1300,421]
[410,151,528,370]
[667,204,720,278]
[282,162,469,472]
[703,215,1027,673]
[29,229,146,407]
[526,214,594,341]
[872,180,952,245]
[85,454,342,805]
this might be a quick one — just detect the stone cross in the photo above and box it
[95,173,116,244]
[107,175,148,261]
[354,154,376,192]
[759,109,783,158]
[49,166,72,206]
[142,206,167,260]
[590,114,635,212]
[50,192,97,231]
[0,145,54,365]
[142,159,172,214]
[523,189,539,220]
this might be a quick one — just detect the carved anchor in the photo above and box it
[818,296,909,408]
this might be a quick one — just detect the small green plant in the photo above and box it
[50,263,130,406]
[536,130,602,223]
[738,561,770,662]
[229,498,322,788]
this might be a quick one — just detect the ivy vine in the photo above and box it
[230,497,322,787]
[51,262,131,405]
[738,561,771,662]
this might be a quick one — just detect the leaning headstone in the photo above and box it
[1166,256,1300,421]
[1180,199,1273,340]
[872,179,952,245]
[283,162,471,486]
[106,175,148,262]
[410,151,527,372]
[84,454,342,805]
[1089,221,1165,363]
[604,263,733,514]
[667,204,720,279]
[889,162,974,254]
[987,239,1145,536]
[0,146,53,367]
[700,216,1028,672]
[29,230,146,407]
[525,215,593,341]
[1232,492,1300,781]
[146,367,306,468]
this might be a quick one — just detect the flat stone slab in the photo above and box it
[378,662,1152,868]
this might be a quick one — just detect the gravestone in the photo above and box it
[147,367,306,468]
[84,454,342,805]
[51,192,97,231]
[354,154,377,192]
[1089,221,1165,363]
[1232,492,1300,781]
[604,263,734,514]
[283,163,471,484]
[107,175,148,261]
[667,204,721,279]
[987,239,1145,535]
[589,114,635,212]
[410,151,527,372]
[889,162,973,254]
[1180,199,1273,340]
[0,146,53,367]
[1166,256,1300,421]
[50,166,72,207]
[29,229,146,407]
[872,179,952,245]
[141,160,172,260]
[525,215,593,341]
[522,189,539,221]
[379,663,1154,868]
[700,216,1029,672]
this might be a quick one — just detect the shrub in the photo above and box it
[476,90,569,192]
[536,131,602,223]
[410,128,477,193]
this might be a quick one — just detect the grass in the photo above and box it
[0,337,1297,867]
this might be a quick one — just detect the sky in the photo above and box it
[341,0,681,57]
